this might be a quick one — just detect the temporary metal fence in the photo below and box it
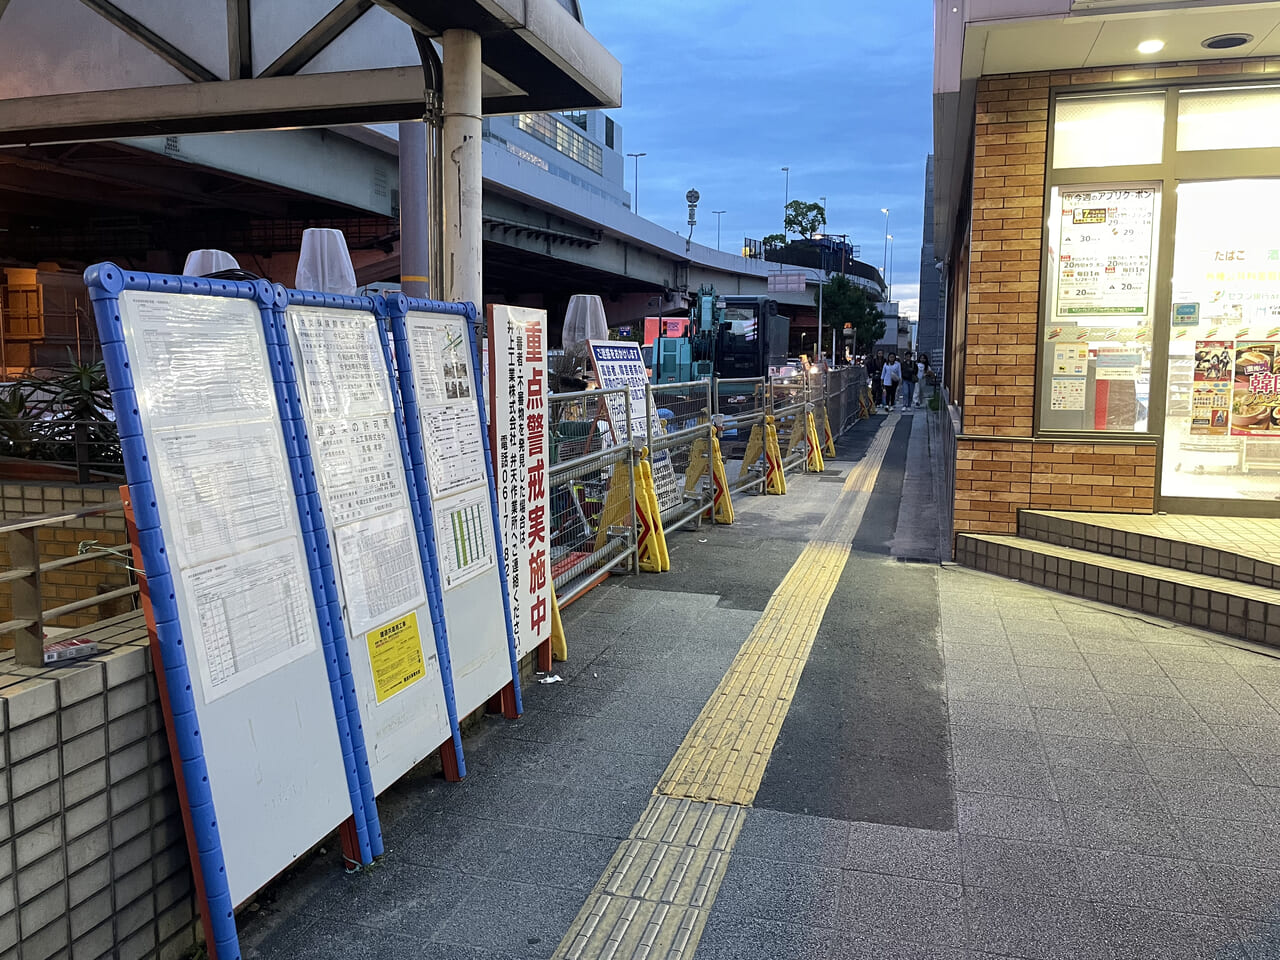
[809,366,869,441]
[768,380,811,471]
[713,377,767,496]
[647,379,715,534]
[547,387,638,604]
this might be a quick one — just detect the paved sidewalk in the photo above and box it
[239,410,1280,959]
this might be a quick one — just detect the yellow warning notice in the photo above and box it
[365,611,426,704]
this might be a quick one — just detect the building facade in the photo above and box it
[916,155,944,370]
[934,1,1280,537]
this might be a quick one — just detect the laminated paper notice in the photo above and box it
[153,421,295,569]
[1053,344,1089,377]
[128,293,276,429]
[288,308,392,421]
[1051,378,1087,411]
[183,537,318,702]
[1056,188,1157,317]
[312,417,406,526]
[334,509,427,636]
[432,486,497,590]
[406,313,488,498]
[365,611,427,704]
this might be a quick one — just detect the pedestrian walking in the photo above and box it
[866,350,885,408]
[916,355,930,407]
[900,350,917,410]
[881,353,901,410]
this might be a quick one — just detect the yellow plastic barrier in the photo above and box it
[805,411,826,472]
[822,406,836,456]
[685,436,710,494]
[764,416,787,495]
[549,582,567,661]
[710,435,734,524]
[594,459,633,553]
[742,423,764,477]
[784,412,807,461]
[636,449,671,572]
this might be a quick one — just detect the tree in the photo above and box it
[785,200,827,239]
[816,275,884,359]
[762,233,786,250]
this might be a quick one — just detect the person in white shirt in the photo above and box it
[881,354,901,410]
[915,355,928,407]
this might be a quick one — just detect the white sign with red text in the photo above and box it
[488,305,552,658]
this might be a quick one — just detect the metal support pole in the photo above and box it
[398,119,431,299]
[442,29,483,306]
[10,527,41,666]
[817,275,823,364]
[625,390,639,574]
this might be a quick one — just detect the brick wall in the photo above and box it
[953,57,1280,537]
[0,611,196,960]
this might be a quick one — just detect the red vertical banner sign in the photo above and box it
[486,306,553,665]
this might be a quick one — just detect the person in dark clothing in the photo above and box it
[900,350,918,410]
[867,350,885,407]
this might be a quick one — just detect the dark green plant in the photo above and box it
[815,275,885,359]
[785,200,827,239]
[1,352,120,469]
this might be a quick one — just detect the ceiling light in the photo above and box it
[1137,39,1165,55]
[1202,33,1253,50]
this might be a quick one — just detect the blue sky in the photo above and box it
[582,0,936,319]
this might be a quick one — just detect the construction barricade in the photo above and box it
[768,380,813,473]
[548,387,638,604]
[646,379,715,535]
[712,376,768,498]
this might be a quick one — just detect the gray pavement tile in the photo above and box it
[1050,765,1167,812]
[1105,693,1204,722]
[520,684,617,719]
[434,878,584,958]
[439,774,559,825]
[1017,666,1101,692]
[549,785,650,839]
[393,812,524,875]
[950,723,1044,763]
[845,822,961,883]
[1041,735,1147,774]
[1077,849,1219,915]
[1062,803,1187,858]
[243,918,422,959]
[836,870,966,947]
[735,808,851,866]
[956,793,1068,845]
[713,854,842,926]
[1192,700,1280,727]
[963,889,1109,960]
[1158,660,1249,682]
[463,738,589,785]
[1136,744,1252,785]
[1211,725,1280,757]
[1032,708,1130,742]
[505,709,596,746]
[1236,922,1280,960]
[948,659,1023,684]
[565,748,671,792]
[1075,636,1149,656]
[1010,648,1088,670]
[943,642,1017,664]
[1143,642,1227,664]
[695,914,835,960]
[1171,677,1270,706]
[946,680,1029,707]
[1201,862,1280,921]
[302,859,480,942]
[960,835,1087,898]
[1175,815,1280,869]
[1235,752,1280,788]
[595,693,705,725]
[1117,716,1222,749]
[1095,672,1184,699]
[953,754,1058,802]
[1153,776,1280,824]
[1095,905,1250,960]
[489,827,618,892]
[1022,685,1115,714]
[949,700,1037,732]
[1082,652,1165,676]
[829,933,966,960]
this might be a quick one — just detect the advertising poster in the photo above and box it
[1056,188,1157,317]
[488,305,552,659]
[588,340,681,511]
[1231,341,1280,436]
[1192,341,1233,436]
[1051,378,1086,411]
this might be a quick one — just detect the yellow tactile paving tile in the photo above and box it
[553,415,900,960]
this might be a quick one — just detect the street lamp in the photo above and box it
[817,196,827,363]
[886,234,895,302]
[712,210,726,251]
[627,152,647,214]
[782,166,790,237]
[880,207,890,276]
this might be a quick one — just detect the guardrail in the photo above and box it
[647,379,714,535]
[768,380,811,471]
[713,377,767,496]
[548,387,639,604]
[0,418,124,484]
[0,498,139,666]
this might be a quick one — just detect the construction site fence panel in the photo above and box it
[768,380,811,471]
[647,379,715,535]
[713,377,767,495]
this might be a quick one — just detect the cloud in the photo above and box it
[585,0,935,269]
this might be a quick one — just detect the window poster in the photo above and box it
[1051,378,1087,411]
[1231,341,1280,436]
[1056,188,1157,317]
[1053,344,1088,377]
[1192,341,1233,436]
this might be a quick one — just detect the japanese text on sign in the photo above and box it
[1056,187,1157,317]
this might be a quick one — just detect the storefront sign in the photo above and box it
[1056,188,1157,317]
[488,305,552,658]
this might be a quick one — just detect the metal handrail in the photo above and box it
[0,497,124,534]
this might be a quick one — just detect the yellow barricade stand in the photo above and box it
[764,416,787,495]
[594,459,633,553]
[784,412,807,461]
[685,435,709,495]
[549,582,567,662]
[636,449,671,572]
[822,406,837,456]
[710,435,734,524]
[805,410,826,472]
[742,423,764,479]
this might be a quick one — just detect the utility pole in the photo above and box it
[713,210,726,251]
[881,207,891,279]
[782,166,790,238]
[627,152,647,214]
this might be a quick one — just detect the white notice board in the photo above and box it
[285,303,451,794]
[488,306,552,659]
[404,309,512,716]
[117,289,352,906]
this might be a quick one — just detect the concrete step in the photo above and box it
[955,533,1280,648]
[1018,509,1280,591]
